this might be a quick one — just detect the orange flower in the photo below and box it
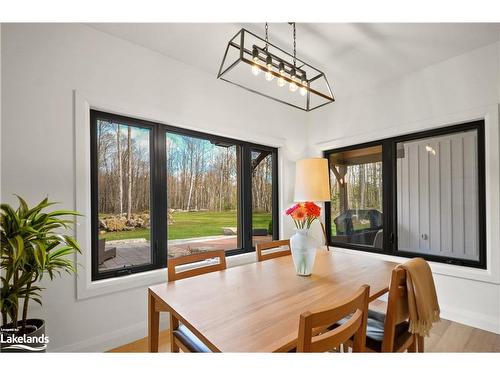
[291,205,307,221]
[304,201,321,218]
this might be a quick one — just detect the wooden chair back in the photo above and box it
[381,267,411,352]
[256,239,291,262]
[168,250,227,282]
[297,285,370,353]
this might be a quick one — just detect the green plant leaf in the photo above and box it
[1,195,82,327]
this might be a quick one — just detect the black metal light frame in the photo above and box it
[217,28,335,112]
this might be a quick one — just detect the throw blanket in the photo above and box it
[397,258,440,336]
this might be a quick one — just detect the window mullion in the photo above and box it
[154,125,167,268]
[382,139,396,255]
[241,145,253,251]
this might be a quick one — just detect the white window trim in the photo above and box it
[74,90,286,299]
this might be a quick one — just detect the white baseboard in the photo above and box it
[50,318,169,353]
[439,304,500,334]
[374,296,499,333]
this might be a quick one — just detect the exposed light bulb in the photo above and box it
[251,47,260,76]
[265,65,274,81]
[300,80,308,96]
[289,76,298,92]
[265,54,274,81]
[277,62,286,87]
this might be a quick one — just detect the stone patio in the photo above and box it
[98,235,273,271]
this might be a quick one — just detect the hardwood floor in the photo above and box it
[110,318,500,353]
[108,330,172,353]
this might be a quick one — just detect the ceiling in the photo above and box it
[89,23,500,98]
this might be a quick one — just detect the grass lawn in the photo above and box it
[100,211,272,241]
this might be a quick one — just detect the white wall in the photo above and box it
[0,23,308,351]
[308,42,500,334]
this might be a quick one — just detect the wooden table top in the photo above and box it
[149,249,398,352]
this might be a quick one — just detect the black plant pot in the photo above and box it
[0,319,47,352]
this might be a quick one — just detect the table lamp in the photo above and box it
[294,157,331,250]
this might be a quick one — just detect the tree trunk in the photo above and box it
[117,124,123,216]
[359,164,366,209]
[339,165,349,213]
[186,160,195,211]
[219,161,223,212]
[127,126,132,220]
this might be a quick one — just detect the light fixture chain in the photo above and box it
[293,22,296,67]
[265,22,269,51]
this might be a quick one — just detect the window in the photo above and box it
[166,132,240,258]
[91,110,278,280]
[251,148,278,247]
[325,120,486,268]
[328,145,384,249]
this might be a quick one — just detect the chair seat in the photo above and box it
[172,324,211,353]
[334,309,410,352]
[364,309,410,352]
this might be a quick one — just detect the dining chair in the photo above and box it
[297,285,370,353]
[168,250,226,353]
[343,267,422,353]
[255,239,291,262]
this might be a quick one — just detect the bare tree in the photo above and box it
[127,126,132,220]
[116,123,123,216]
[359,164,365,208]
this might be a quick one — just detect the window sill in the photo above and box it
[76,251,257,300]
[331,246,500,285]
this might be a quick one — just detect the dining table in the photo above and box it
[148,248,397,352]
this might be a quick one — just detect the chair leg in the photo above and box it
[169,314,180,353]
[417,335,424,353]
[407,335,417,352]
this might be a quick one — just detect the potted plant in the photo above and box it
[1,196,81,352]
[285,201,321,276]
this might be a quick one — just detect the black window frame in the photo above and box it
[324,120,486,269]
[90,110,279,281]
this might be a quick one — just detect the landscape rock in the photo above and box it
[99,211,172,232]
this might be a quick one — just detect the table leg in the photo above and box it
[148,290,159,352]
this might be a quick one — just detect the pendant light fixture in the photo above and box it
[217,23,334,112]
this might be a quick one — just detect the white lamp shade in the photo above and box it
[294,158,331,202]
